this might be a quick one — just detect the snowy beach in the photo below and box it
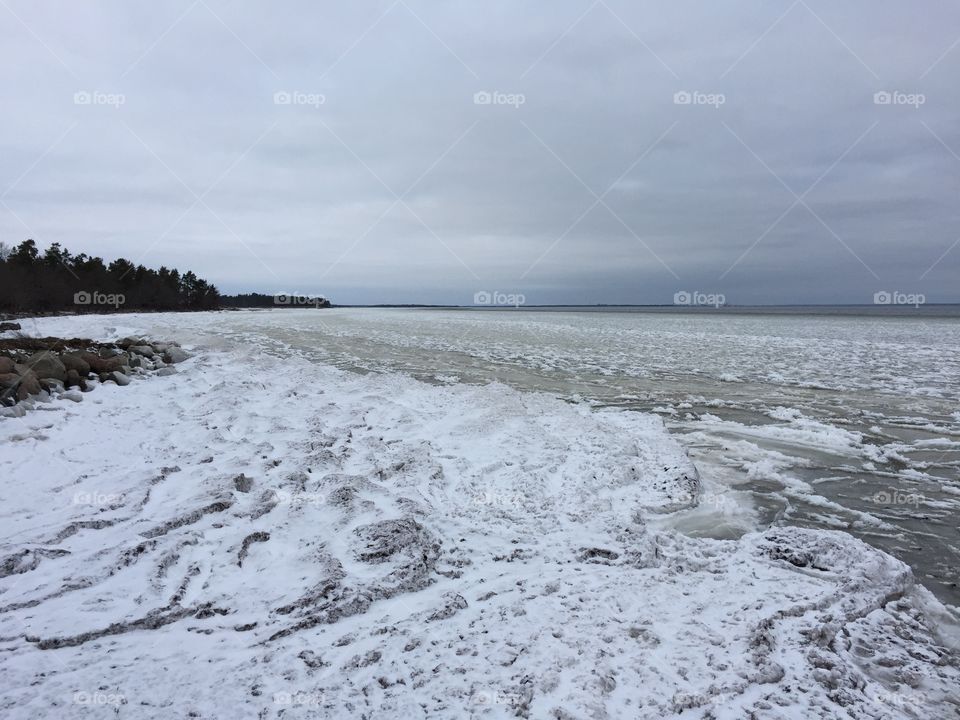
[1,310,958,718]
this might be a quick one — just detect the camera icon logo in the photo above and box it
[273,91,292,105]
[873,290,891,304]
[74,91,92,105]
[73,290,92,305]
[673,290,691,305]
[473,290,492,305]
[673,91,692,105]
[473,91,492,105]
[873,91,892,105]
[273,292,291,305]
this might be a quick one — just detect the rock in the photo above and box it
[26,351,67,381]
[0,373,18,388]
[109,371,131,386]
[64,369,86,390]
[233,474,253,493]
[128,345,156,358]
[16,370,41,400]
[427,592,468,621]
[80,352,126,374]
[0,357,14,374]
[39,378,64,393]
[0,322,21,332]
[163,347,191,364]
[61,353,91,375]
[116,337,142,349]
[155,367,177,377]
[62,390,83,402]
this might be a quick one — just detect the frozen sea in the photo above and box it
[2,307,959,719]
[210,306,960,606]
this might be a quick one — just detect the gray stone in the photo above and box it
[62,390,83,402]
[39,378,64,393]
[233,474,253,493]
[109,371,131,386]
[0,357,14,374]
[163,347,191,364]
[0,322,21,332]
[26,351,67,381]
[155,367,178,377]
[128,345,156,358]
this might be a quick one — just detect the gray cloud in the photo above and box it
[1,0,958,304]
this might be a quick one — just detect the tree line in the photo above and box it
[0,239,220,313]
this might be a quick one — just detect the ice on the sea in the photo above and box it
[0,314,958,718]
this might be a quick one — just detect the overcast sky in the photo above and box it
[2,1,958,305]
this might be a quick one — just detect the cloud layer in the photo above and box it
[2,1,958,304]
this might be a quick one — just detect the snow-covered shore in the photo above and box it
[1,314,958,718]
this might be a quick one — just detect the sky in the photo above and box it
[1,1,958,305]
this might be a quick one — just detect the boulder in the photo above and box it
[163,347,191,364]
[117,337,142,349]
[109,371,131,386]
[26,351,67,381]
[65,369,86,390]
[0,372,17,388]
[16,370,41,400]
[0,322,21,332]
[155,367,178,377]
[0,357,14,374]
[128,345,156,358]
[39,378,64,393]
[61,353,91,375]
[62,390,83,403]
[80,352,126,374]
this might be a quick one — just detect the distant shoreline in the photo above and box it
[5,303,960,322]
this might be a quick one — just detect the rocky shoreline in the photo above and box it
[0,327,190,415]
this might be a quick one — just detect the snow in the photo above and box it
[1,312,958,718]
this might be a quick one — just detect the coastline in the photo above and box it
[1,314,958,717]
